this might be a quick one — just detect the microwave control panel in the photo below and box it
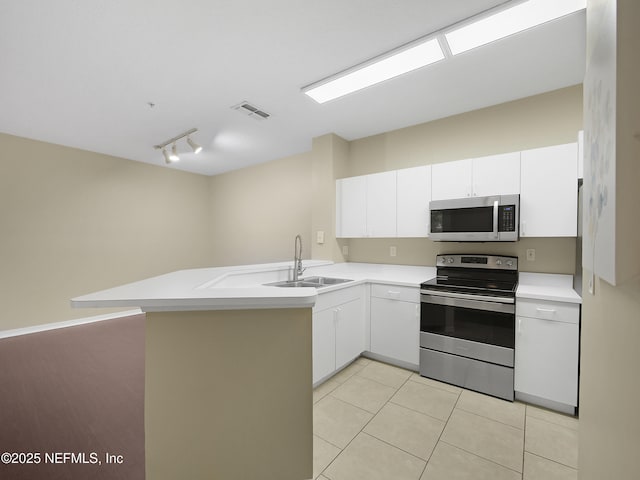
[498,205,516,232]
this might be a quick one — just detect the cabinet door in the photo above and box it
[335,298,366,370]
[520,143,578,237]
[397,165,431,237]
[514,316,579,406]
[471,152,521,197]
[312,309,336,384]
[370,298,420,365]
[431,159,472,200]
[336,175,367,238]
[366,171,396,237]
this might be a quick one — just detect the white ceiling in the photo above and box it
[0,0,585,176]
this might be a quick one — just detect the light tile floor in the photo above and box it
[312,357,578,480]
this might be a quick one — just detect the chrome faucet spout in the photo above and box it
[293,234,305,281]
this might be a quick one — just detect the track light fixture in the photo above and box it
[154,128,202,164]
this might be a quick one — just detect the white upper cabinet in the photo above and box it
[471,152,521,197]
[431,159,472,200]
[336,175,367,238]
[431,152,520,201]
[336,171,396,238]
[366,171,397,237]
[397,165,431,237]
[337,140,579,240]
[520,143,578,237]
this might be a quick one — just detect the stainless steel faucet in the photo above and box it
[293,234,305,281]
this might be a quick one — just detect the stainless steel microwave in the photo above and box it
[429,194,519,242]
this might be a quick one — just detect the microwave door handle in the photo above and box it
[492,200,499,239]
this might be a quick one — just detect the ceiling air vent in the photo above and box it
[232,101,271,120]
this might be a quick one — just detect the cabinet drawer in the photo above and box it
[516,298,579,324]
[370,283,419,303]
[314,285,364,312]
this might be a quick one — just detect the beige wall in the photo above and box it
[208,150,313,266]
[343,85,583,273]
[346,85,583,176]
[579,275,640,479]
[579,1,640,478]
[0,133,212,330]
[347,237,577,274]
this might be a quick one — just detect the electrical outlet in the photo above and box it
[316,230,325,244]
[526,249,536,261]
[342,245,349,256]
[390,246,397,257]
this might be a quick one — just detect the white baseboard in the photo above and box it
[0,309,143,340]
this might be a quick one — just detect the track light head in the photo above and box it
[162,148,172,164]
[187,136,203,154]
[169,143,180,162]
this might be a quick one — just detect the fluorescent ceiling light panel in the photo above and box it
[445,0,586,55]
[303,38,444,103]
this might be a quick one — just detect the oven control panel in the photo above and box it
[437,254,517,270]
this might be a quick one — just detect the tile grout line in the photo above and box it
[450,406,526,434]
[524,451,579,472]
[526,411,580,430]
[437,439,525,477]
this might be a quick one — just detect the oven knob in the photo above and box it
[496,259,502,266]
[506,260,513,267]
[447,257,454,264]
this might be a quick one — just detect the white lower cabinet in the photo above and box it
[312,308,337,384]
[335,298,366,369]
[369,284,420,368]
[312,286,365,384]
[515,298,580,411]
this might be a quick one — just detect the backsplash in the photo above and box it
[345,237,577,275]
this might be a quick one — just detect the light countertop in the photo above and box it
[517,272,582,304]
[71,261,436,312]
[71,261,580,312]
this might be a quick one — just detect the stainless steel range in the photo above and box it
[419,254,518,401]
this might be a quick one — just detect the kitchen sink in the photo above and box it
[301,276,353,286]
[264,276,354,289]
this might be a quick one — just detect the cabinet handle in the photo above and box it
[521,220,526,236]
[536,307,556,314]
[517,317,522,335]
[415,304,419,319]
[387,290,401,299]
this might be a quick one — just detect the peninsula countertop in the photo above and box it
[70,261,437,312]
[71,260,580,312]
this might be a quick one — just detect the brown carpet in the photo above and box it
[0,314,145,480]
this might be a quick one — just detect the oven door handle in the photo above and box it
[420,292,515,314]
[420,289,514,304]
